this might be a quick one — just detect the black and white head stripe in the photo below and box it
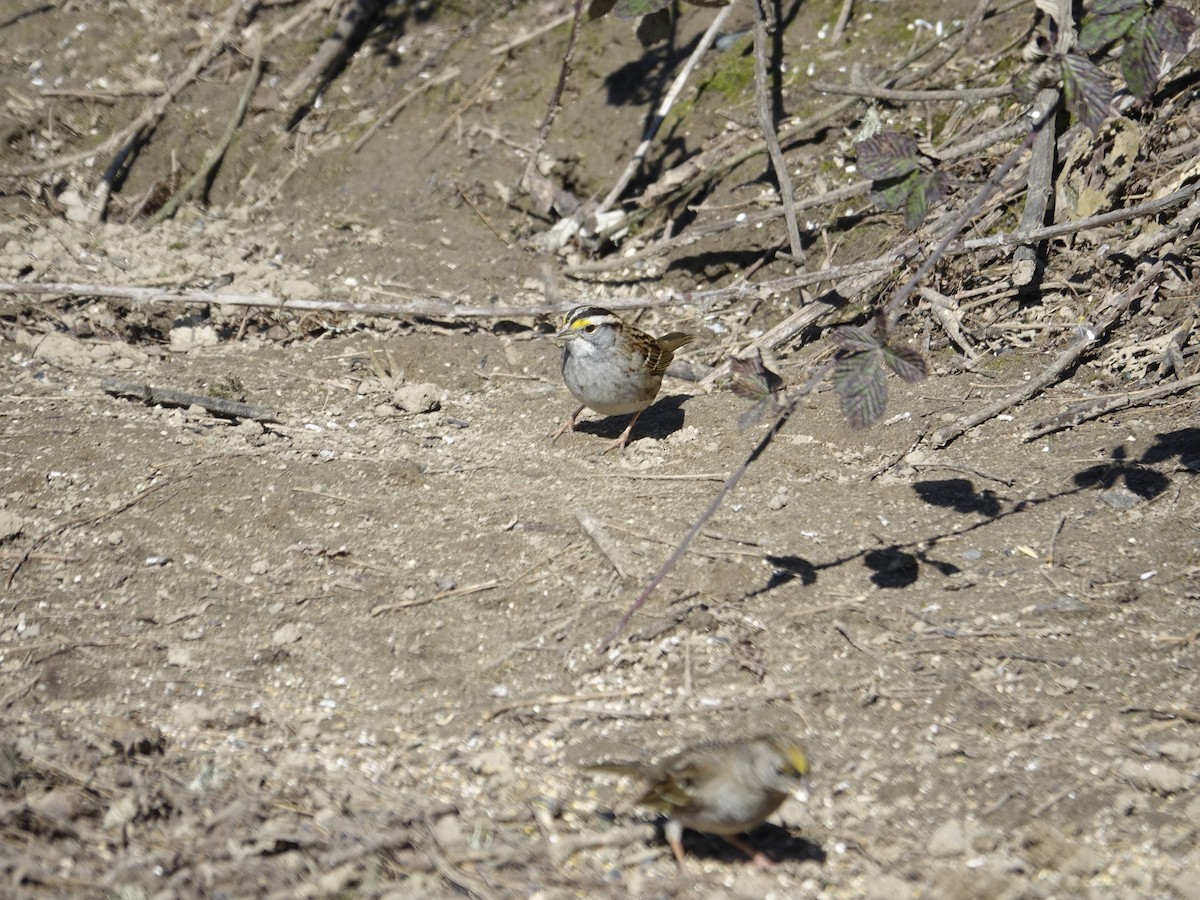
[562,306,621,330]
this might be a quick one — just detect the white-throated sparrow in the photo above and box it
[551,306,694,452]
[585,734,809,872]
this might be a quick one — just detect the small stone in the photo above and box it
[1100,488,1139,509]
[1117,759,1192,795]
[166,645,192,667]
[431,812,465,847]
[174,703,215,728]
[470,747,513,783]
[32,332,92,367]
[730,868,777,899]
[1113,789,1146,816]
[278,278,319,298]
[272,623,303,646]
[929,818,967,857]
[1021,822,1078,872]
[102,795,138,830]
[1156,741,1200,763]
[250,559,270,575]
[1186,795,1200,823]
[169,318,220,351]
[393,383,441,414]
[0,511,24,542]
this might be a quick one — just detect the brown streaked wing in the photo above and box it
[647,332,694,375]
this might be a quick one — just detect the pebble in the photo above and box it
[1100,488,1139,509]
[1116,759,1193,795]
[431,812,465,847]
[470,747,514,784]
[1155,740,1200,762]
[393,383,442,414]
[272,623,304,646]
[0,511,24,542]
[166,645,192,667]
[928,818,967,857]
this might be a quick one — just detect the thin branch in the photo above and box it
[6,478,181,589]
[351,66,462,153]
[895,0,995,89]
[148,37,264,225]
[955,180,1200,251]
[596,2,735,216]
[599,360,835,652]
[519,0,584,193]
[489,11,574,56]
[1022,371,1200,441]
[830,0,855,44]
[931,261,1166,448]
[101,378,279,423]
[812,81,1011,102]
[280,0,387,102]
[0,280,675,318]
[567,182,869,276]
[752,0,803,261]
[1012,89,1059,286]
[0,0,250,179]
[918,286,981,359]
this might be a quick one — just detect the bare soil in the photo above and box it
[1,1,1198,898]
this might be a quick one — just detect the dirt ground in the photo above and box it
[2,1,1199,898]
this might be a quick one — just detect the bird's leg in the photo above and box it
[723,834,777,870]
[665,820,692,878]
[551,405,585,442]
[600,409,644,453]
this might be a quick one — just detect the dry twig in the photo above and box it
[520,0,584,192]
[595,2,734,217]
[101,377,280,423]
[352,66,462,153]
[148,37,264,225]
[1023,371,1200,441]
[752,0,803,262]
[0,280,676,318]
[6,478,180,589]
[280,0,387,103]
[931,261,1167,448]
[369,580,499,616]
[1,0,251,180]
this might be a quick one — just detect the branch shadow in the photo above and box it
[725,431,1189,604]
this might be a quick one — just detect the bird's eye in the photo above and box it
[584,324,596,333]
